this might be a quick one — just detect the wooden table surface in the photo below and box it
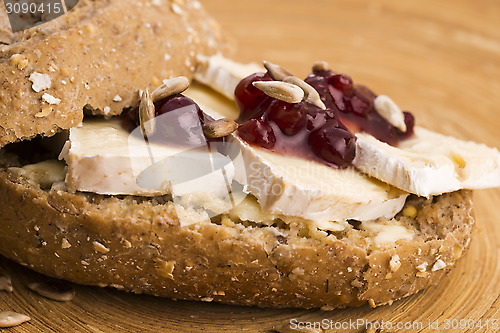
[2,0,500,332]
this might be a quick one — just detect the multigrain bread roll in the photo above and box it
[0,0,227,147]
[0,0,488,311]
[0,146,473,309]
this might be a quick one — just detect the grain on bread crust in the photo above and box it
[0,150,474,309]
[0,0,227,148]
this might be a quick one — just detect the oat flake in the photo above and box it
[29,72,51,92]
[42,93,61,105]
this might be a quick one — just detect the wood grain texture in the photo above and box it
[1,0,500,331]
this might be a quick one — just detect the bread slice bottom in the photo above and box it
[0,147,474,309]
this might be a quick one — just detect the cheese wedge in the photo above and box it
[353,128,500,197]
[195,55,500,198]
[191,85,409,223]
[233,135,408,222]
[62,115,236,198]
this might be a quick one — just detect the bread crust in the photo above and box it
[0,155,474,309]
[0,0,226,147]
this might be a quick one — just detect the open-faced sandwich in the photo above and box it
[1,0,500,312]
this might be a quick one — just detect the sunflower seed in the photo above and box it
[252,81,304,104]
[0,267,13,292]
[373,95,407,132]
[203,118,238,138]
[261,61,326,108]
[283,76,326,110]
[312,60,331,72]
[27,280,75,302]
[263,61,292,81]
[151,76,190,102]
[139,88,156,137]
[0,311,30,328]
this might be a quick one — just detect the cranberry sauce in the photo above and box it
[305,68,414,146]
[235,70,414,169]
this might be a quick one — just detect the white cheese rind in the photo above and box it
[64,120,159,196]
[64,118,234,197]
[353,127,500,197]
[232,135,408,223]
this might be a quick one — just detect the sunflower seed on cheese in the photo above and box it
[252,80,304,104]
[262,60,292,81]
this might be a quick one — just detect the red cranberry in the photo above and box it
[347,89,373,116]
[266,100,307,136]
[122,94,201,132]
[403,111,415,131]
[122,93,207,148]
[306,106,329,131]
[156,94,201,116]
[238,119,276,149]
[306,73,333,107]
[397,111,415,139]
[308,121,356,168]
[235,72,272,123]
[153,95,206,147]
[328,85,346,112]
[329,74,354,95]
